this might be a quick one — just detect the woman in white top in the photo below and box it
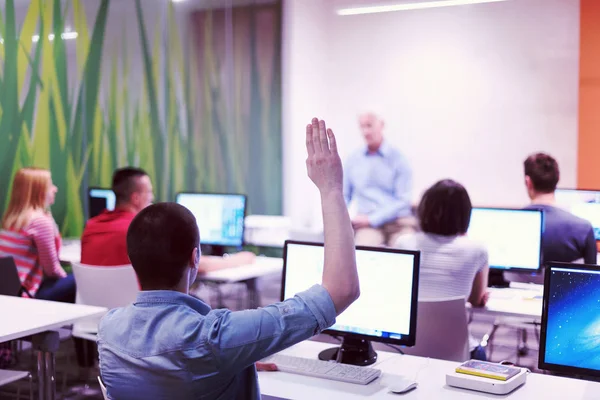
[396,179,489,360]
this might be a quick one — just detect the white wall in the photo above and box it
[283,0,580,229]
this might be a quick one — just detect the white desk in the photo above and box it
[470,283,543,320]
[59,240,81,264]
[259,340,600,399]
[198,257,283,308]
[0,295,106,400]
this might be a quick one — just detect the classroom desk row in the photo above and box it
[258,340,599,399]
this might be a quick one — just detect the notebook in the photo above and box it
[456,360,522,381]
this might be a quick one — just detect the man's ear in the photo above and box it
[191,247,200,267]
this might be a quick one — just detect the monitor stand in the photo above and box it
[488,269,510,288]
[318,337,377,366]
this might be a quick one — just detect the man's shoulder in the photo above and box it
[536,205,593,231]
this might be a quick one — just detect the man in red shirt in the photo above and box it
[82,167,255,269]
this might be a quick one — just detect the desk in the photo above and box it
[59,240,81,264]
[0,295,106,400]
[259,340,600,399]
[470,283,543,320]
[198,256,283,308]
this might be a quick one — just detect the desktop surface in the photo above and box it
[176,193,246,247]
[468,208,542,272]
[540,263,600,377]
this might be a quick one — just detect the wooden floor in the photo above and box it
[0,274,543,399]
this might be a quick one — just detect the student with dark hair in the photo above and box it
[97,118,360,399]
[395,179,489,360]
[523,153,596,265]
[81,167,254,269]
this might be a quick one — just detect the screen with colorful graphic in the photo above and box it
[176,193,246,247]
[541,265,600,375]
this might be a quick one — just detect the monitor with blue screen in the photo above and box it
[467,207,543,272]
[88,188,116,219]
[555,189,600,241]
[539,262,600,379]
[282,241,420,366]
[175,192,246,247]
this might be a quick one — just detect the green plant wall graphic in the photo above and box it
[0,0,282,237]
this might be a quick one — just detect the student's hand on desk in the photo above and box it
[256,362,278,371]
[228,251,256,266]
[351,215,371,229]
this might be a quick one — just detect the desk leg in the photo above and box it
[32,331,59,400]
[245,279,260,309]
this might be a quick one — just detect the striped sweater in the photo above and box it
[0,215,66,297]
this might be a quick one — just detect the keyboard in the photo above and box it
[263,354,381,385]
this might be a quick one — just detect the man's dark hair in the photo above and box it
[112,167,148,205]
[418,179,472,236]
[524,153,559,194]
[127,203,199,289]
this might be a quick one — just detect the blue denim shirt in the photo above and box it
[343,142,412,227]
[97,285,336,400]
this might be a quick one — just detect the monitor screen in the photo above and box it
[468,208,543,271]
[176,193,246,247]
[88,188,116,219]
[555,189,600,240]
[539,263,600,378]
[282,241,420,346]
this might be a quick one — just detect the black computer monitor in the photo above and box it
[281,240,420,366]
[88,188,116,219]
[555,189,600,241]
[175,192,247,256]
[468,207,543,273]
[539,262,600,380]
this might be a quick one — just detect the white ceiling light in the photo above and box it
[337,0,509,16]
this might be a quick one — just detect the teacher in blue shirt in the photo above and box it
[344,112,415,246]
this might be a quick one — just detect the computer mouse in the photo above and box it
[388,379,418,394]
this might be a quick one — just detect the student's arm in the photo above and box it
[306,118,360,314]
[29,216,67,278]
[583,227,597,265]
[468,249,489,307]
[198,252,256,273]
[342,158,353,205]
[368,156,412,228]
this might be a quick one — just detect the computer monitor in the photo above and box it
[555,189,600,240]
[468,207,543,273]
[175,192,246,255]
[282,240,420,366]
[88,188,116,219]
[539,262,600,380]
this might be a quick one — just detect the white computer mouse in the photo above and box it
[388,379,418,394]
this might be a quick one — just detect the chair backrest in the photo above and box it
[72,263,139,334]
[0,257,23,297]
[402,296,470,362]
[72,263,139,310]
[98,376,110,400]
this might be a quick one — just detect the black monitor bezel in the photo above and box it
[175,191,247,247]
[281,240,420,347]
[87,187,116,219]
[539,262,600,378]
[470,207,544,272]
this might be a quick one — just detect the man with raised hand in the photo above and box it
[97,118,360,399]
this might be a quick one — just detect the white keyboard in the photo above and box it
[263,354,381,385]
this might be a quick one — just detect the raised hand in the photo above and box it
[305,118,343,195]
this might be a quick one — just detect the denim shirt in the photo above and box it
[343,142,412,227]
[97,284,336,400]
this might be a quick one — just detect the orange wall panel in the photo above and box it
[578,0,600,189]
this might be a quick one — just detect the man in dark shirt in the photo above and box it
[524,153,597,265]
